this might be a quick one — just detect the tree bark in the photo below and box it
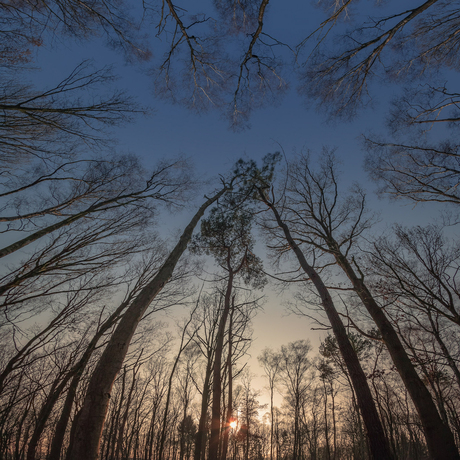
[209,268,234,460]
[67,186,229,460]
[332,248,460,460]
[263,197,394,460]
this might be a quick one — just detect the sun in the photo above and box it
[229,420,237,429]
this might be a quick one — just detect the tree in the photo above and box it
[278,150,459,460]
[367,224,460,433]
[301,0,459,120]
[235,371,265,460]
[278,340,314,460]
[238,154,394,460]
[178,415,197,460]
[0,155,190,259]
[295,1,460,213]
[191,198,265,460]
[364,137,460,206]
[67,181,232,460]
[142,356,170,460]
[158,304,200,460]
[0,0,151,164]
[320,333,374,459]
[152,0,286,130]
[0,0,147,64]
[176,347,199,460]
[257,347,281,460]
[0,63,142,165]
[370,224,460,328]
[0,244,174,460]
[0,156,192,458]
[191,290,221,460]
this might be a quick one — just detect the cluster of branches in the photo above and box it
[295,1,460,209]
[149,0,460,130]
[232,150,460,460]
[2,2,460,460]
[4,1,460,131]
[258,331,457,460]
[2,147,460,460]
[0,251,263,460]
[0,3,210,459]
[1,0,290,133]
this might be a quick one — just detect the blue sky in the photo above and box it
[18,0,451,398]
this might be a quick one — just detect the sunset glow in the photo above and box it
[2,2,459,460]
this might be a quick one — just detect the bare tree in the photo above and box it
[67,180,232,460]
[258,348,281,460]
[237,154,394,460]
[370,224,460,328]
[0,0,148,64]
[0,155,190,258]
[300,0,458,119]
[320,332,374,458]
[364,137,460,206]
[294,2,460,212]
[158,303,200,460]
[152,0,287,129]
[191,290,221,460]
[190,199,265,460]
[277,150,459,460]
[0,63,143,165]
[279,340,314,460]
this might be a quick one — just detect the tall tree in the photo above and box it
[257,348,281,460]
[192,291,221,460]
[67,180,232,460]
[237,154,394,460]
[301,0,458,120]
[278,150,459,460]
[279,340,314,460]
[191,199,265,460]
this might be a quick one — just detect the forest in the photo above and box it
[1,1,460,460]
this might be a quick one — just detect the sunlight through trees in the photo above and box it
[1,1,460,460]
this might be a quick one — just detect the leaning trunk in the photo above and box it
[67,186,229,460]
[50,299,129,460]
[264,198,393,460]
[332,248,460,460]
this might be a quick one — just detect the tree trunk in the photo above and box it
[209,269,234,460]
[332,249,460,460]
[26,373,71,460]
[269,383,275,460]
[263,198,393,460]
[159,312,197,460]
[330,381,337,460]
[220,304,234,460]
[67,186,229,460]
[115,361,140,460]
[428,312,460,391]
[323,380,331,460]
[194,361,212,460]
[49,298,130,460]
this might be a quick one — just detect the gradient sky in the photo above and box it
[20,0,447,405]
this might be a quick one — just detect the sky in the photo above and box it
[19,0,449,407]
